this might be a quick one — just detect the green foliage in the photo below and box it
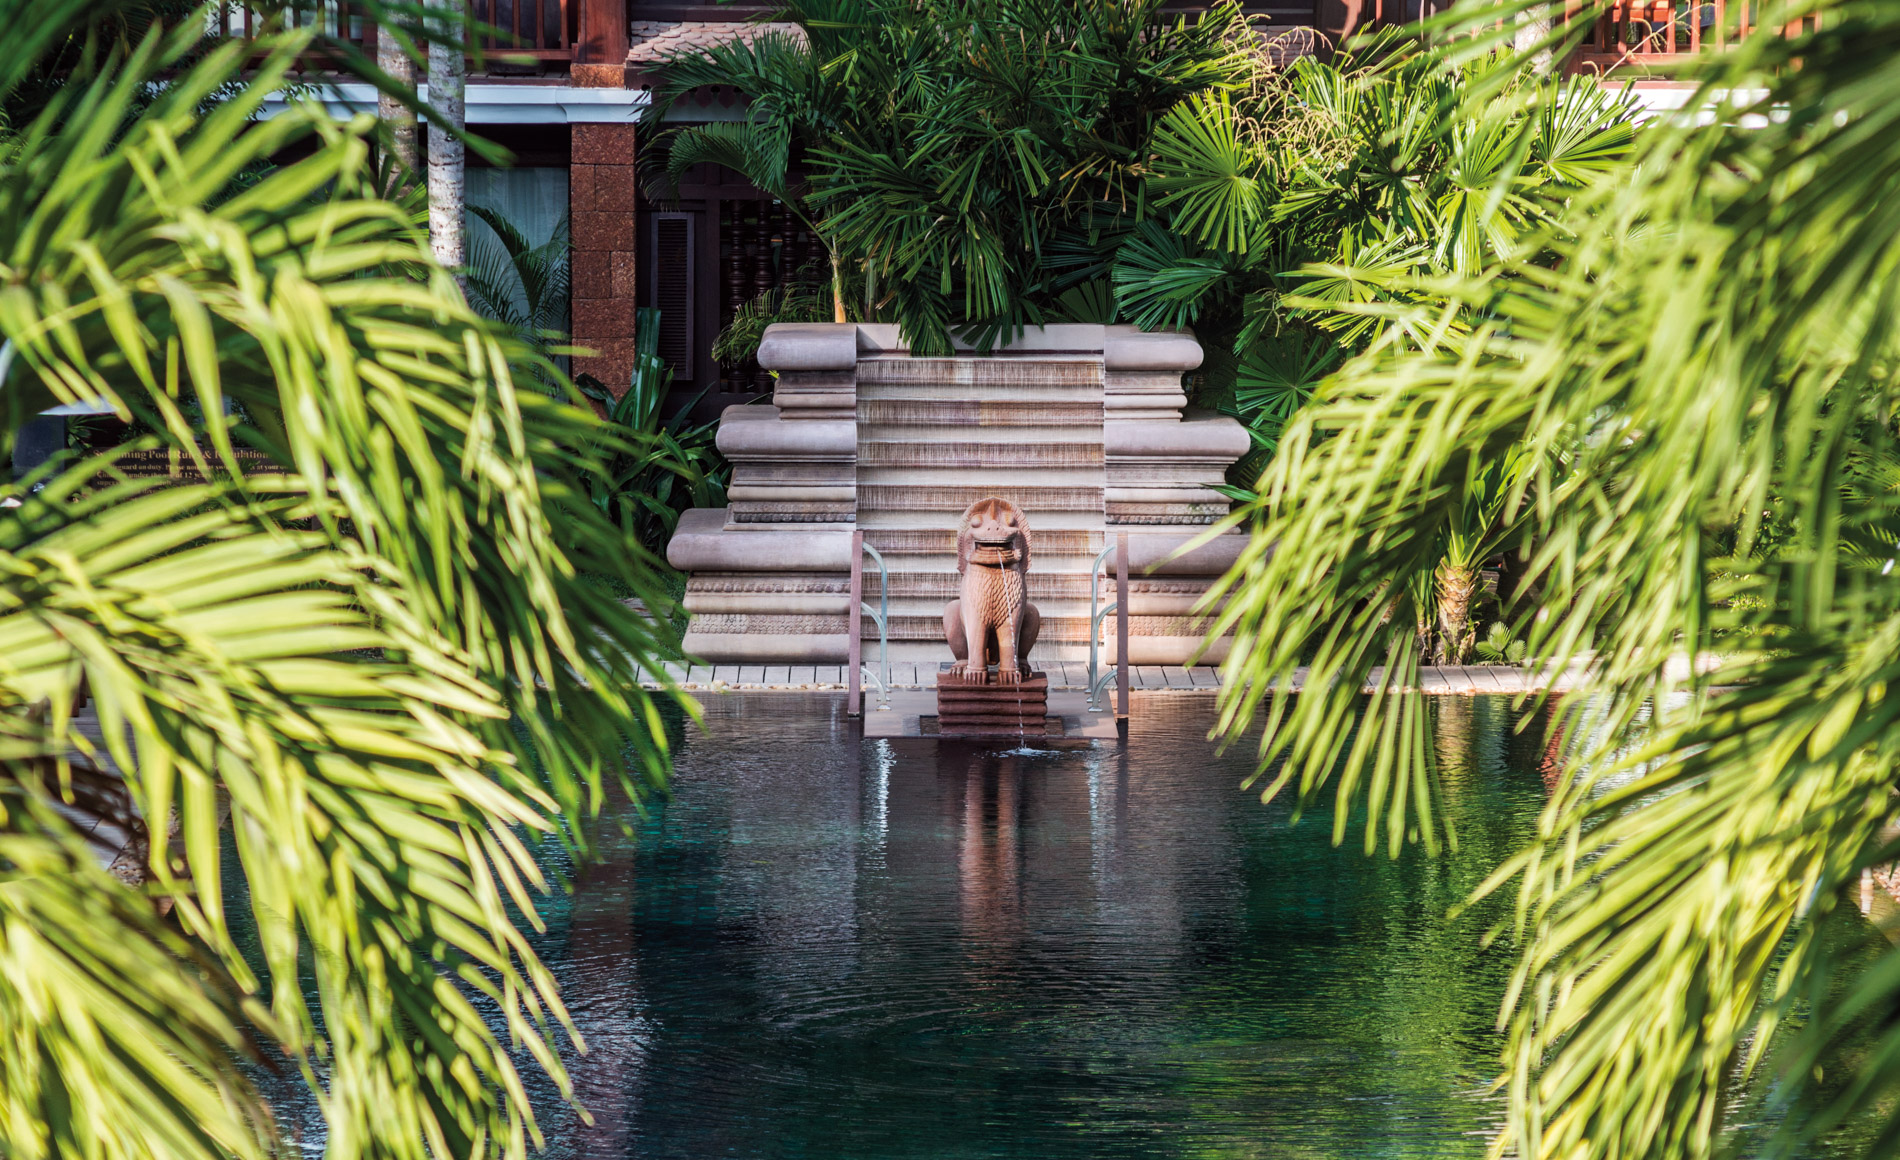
[647,0,1253,354]
[642,27,846,322]
[1203,0,1900,1156]
[0,10,685,1160]
[1117,36,1638,414]
[577,308,730,552]
[1232,327,1343,450]
[1052,277,1120,324]
[464,203,572,372]
[1421,447,1534,665]
[1473,621,1528,665]
[712,284,833,367]
[1440,447,1532,576]
[1,1,216,132]
[0,727,271,1160]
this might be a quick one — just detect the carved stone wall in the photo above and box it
[666,324,1254,664]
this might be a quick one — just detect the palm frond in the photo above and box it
[1,18,691,1160]
[1148,90,1268,253]
[0,786,273,1160]
[663,120,795,201]
[1110,220,1235,332]
[1204,1,1900,1156]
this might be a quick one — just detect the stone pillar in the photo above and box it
[1103,325,1247,526]
[667,323,861,662]
[730,323,859,522]
[569,123,639,390]
[1102,325,1251,665]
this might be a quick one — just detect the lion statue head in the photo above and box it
[955,497,1031,574]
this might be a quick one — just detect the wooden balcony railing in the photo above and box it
[203,0,1821,80]
[1568,0,1822,71]
[206,1,572,65]
[1330,0,1819,72]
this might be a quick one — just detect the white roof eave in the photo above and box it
[255,81,651,124]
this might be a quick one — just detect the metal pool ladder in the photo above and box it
[848,529,891,716]
[1088,532,1131,718]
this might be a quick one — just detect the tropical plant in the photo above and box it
[464,203,572,368]
[1473,621,1528,665]
[1430,447,1532,663]
[577,308,730,552]
[1203,1,1900,1158]
[1115,37,1638,432]
[645,0,1254,354]
[712,283,832,367]
[0,10,682,1160]
[640,18,852,322]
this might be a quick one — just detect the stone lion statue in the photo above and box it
[943,497,1041,684]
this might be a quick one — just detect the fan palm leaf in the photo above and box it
[1147,90,1268,255]
[1118,38,1636,422]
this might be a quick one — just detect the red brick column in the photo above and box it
[570,122,639,391]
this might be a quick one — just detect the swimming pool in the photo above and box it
[532,694,1566,1159]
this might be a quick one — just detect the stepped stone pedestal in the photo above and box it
[665,323,1251,665]
[934,672,1051,736]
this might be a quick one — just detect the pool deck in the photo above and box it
[635,662,1583,695]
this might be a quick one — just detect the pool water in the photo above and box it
[534,694,1564,1160]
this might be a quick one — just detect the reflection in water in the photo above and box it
[955,747,1024,973]
[561,855,644,1160]
[529,695,1564,1159]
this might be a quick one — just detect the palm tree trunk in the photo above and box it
[426,0,466,289]
[830,251,847,324]
[376,26,417,191]
[1514,5,1553,74]
[1433,696,1473,786]
[1434,560,1478,665]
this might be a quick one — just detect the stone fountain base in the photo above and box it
[934,671,1051,736]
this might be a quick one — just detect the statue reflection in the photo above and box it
[948,743,1026,977]
[1538,699,1570,795]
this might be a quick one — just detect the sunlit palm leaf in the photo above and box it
[1147,91,1266,254]
[1,12,689,1160]
[0,459,585,1160]
[1204,1,1900,1157]
[0,805,275,1160]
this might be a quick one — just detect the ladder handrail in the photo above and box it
[861,542,891,710]
[1087,533,1131,716]
[848,531,891,716]
[848,530,863,715]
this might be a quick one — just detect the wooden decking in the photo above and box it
[635,662,1577,694]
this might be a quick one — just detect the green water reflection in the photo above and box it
[535,695,1571,1159]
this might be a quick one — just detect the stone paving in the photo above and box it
[635,662,1576,694]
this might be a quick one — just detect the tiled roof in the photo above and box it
[626,20,806,65]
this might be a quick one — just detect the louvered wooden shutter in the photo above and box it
[649,213,695,379]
